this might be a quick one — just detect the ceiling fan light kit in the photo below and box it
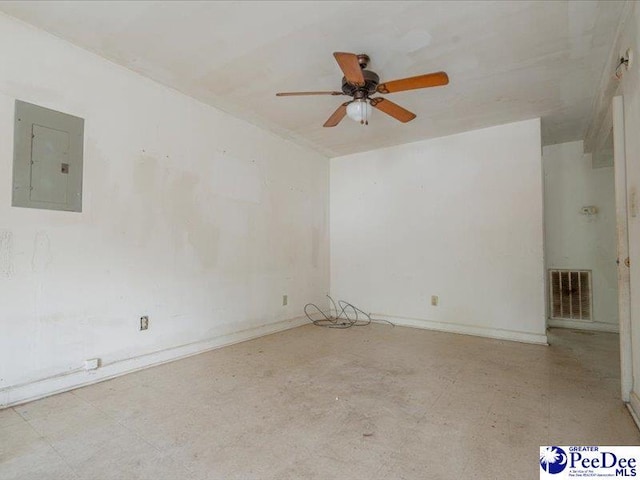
[276,51,449,128]
[346,99,372,125]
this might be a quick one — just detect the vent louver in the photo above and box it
[549,269,591,321]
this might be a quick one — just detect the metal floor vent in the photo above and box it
[549,269,592,321]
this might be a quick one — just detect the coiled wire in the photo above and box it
[304,295,394,329]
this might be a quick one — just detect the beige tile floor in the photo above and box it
[1,325,638,480]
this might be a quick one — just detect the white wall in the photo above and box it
[0,14,329,406]
[330,119,547,344]
[543,141,618,331]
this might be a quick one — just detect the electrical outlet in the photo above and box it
[84,358,99,370]
[282,295,288,306]
[626,48,633,70]
[140,315,149,331]
[431,295,439,306]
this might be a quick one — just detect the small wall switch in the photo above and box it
[84,358,99,371]
[431,295,439,306]
[140,315,149,330]
[282,295,288,306]
[625,48,633,70]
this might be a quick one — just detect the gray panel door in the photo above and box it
[12,100,84,212]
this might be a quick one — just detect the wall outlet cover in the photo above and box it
[140,316,149,330]
[626,48,633,70]
[84,358,99,370]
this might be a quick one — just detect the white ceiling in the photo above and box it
[0,0,625,157]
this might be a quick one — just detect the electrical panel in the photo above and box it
[12,100,84,212]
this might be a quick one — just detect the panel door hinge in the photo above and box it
[618,257,631,267]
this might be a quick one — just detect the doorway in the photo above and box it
[542,137,619,334]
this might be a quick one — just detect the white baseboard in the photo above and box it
[548,318,619,333]
[373,313,548,345]
[628,391,640,432]
[0,316,308,409]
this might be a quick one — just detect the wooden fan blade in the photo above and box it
[323,102,350,127]
[333,52,365,86]
[276,91,344,96]
[377,71,449,94]
[370,98,416,123]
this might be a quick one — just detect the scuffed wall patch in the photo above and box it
[0,230,13,277]
[311,227,319,268]
[32,231,52,273]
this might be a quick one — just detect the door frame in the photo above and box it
[613,95,632,402]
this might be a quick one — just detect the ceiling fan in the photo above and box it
[276,52,449,127]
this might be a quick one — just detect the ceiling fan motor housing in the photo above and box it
[341,70,380,97]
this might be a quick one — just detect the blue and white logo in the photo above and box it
[540,446,640,478]
[540,446,568,474]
